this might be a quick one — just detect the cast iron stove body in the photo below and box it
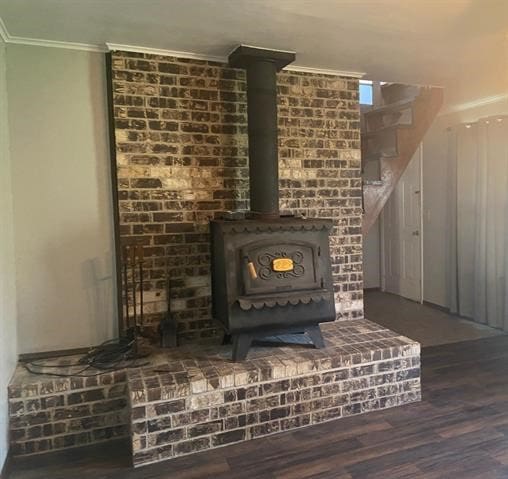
[210,46,336,361]
[211,217,335,360]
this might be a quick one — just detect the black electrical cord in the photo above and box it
[24,363,97,378]
[23,337,149,377]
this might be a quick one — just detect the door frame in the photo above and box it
[380,143,424,303]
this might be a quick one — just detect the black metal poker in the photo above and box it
[159,256,178,348]
[122,244,149,358]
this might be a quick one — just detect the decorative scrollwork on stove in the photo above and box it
[293,264,305,276]
[258,253,276,267]
[291,251,304,264]
[255,249,305,280]
[258,267,273,280]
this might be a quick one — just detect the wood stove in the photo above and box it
[210,46,336,360]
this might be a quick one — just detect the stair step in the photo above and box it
[362,124,405,165]
[362,124,412,139]
[362,86,444,235]
[366,109,413,132]
[362,130,398,158]
[362,152,398,163]
[364,98,414,117]
[381,83,420,104]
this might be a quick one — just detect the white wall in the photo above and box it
[421,119,448,306]
[0,38,18,467]
[422,97,508,307]
[362,154,381,288]
[363,219,380,288]
[7,45,117,354]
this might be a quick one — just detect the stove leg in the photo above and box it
[232,334,252,361]
[306,325,326,349]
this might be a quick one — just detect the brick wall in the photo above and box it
[109,50,363,343]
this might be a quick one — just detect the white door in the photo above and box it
[381,145,423,302]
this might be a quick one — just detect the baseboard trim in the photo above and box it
[364,287,381,292]
[423,300,450,313]
[18,347,90,362]
[1,450,12,479]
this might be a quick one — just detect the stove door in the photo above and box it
[240,239,321,295]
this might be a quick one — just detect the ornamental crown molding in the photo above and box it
[0,16,365,79]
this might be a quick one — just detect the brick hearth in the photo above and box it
[8,365,129,456]
[128,319,420,466]
[6,319,420,464]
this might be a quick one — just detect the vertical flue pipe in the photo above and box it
[245,59,279,217]
[228,46,295,219]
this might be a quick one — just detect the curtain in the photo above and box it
[447,116,508,330]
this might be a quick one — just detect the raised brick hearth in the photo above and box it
[129,320,420,466]
[8,365,129,456]
[9,320,420,465]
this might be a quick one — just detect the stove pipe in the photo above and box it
[228,46,295,218]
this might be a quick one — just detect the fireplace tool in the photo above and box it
[122,244,149,357]
[159,257,178,348]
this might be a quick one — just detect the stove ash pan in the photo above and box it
[210,217,336,361]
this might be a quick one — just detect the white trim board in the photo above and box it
[288,64,364,78]
[419,143,424,304]
[0,16,9,42]
[8,36,107,52]
[106,42,365,78]
[440,93,508,116]
[106,43,224,63]
[0,17,105,51]
[0,15,365,78]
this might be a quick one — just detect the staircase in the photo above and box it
[361,83,443,234]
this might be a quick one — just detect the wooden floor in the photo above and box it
[365,291,503,347]
[9,335,508,479]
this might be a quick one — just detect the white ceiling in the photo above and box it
[1,0,507,94]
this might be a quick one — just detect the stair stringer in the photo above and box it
[362,87,444,235]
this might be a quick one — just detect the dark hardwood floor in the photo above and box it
[364,291,503,347]
[9,335,508,479]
